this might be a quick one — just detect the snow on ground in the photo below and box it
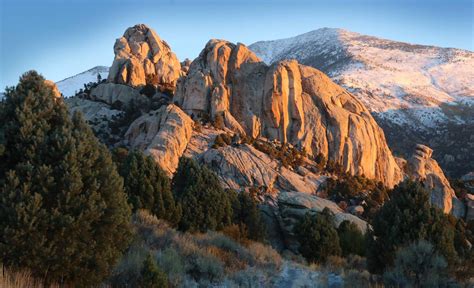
[250,28,474,130]
[56,66,109,97]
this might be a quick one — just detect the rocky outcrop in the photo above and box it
[175,40,403,187]
[200,143,327,194]
[124,104,193,175]
[406,144,462,216]
[108,24,181,92]
[276,191,368,252]
[44,80,61,98]
[89,82,149,107]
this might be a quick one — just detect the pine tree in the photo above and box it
[172,157,232,232]
[294,208,341,263]
[0,71,132,286]
[366,180,457,274]
[119,150,181,226]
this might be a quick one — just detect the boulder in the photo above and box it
[124,104,194,176]
[108,24,181,92]
[407,144,462,216]
[175,39,403,188]
[275,191,368,252]
[89,82,149,108]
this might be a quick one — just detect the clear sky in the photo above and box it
[1,0,472,88]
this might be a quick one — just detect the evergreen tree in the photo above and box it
[230,190,266,241]
[294,208,341,263]
[172,157,232,232]
[0,71,132,286]
[337,220,365,256]
[367,180,457,274]
[119,150,181,226]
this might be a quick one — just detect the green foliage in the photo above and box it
[252,140,305,169]
[383,240,450,288]
[230,190,267,242]
[141,253,169,288]
[212,133,232,148]
[172,157,233,232]
[337,221,365,257]
[314,153,327,170]
[118,150,182,226]
[325,174,389,220]
[0,71,132,286]
[294,208,341,263]
[366,180,457,275]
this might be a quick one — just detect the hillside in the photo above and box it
[250,28,474,177]
[56,66,109,97]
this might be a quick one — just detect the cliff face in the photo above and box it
[175,40,403,187]
[108,24,182,92]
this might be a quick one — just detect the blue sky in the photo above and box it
[1,0,472,88]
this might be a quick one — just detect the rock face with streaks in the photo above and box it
[175,39,403,187]
[108,24,181,92]
[124,104,194,176]
[406,144,464,217]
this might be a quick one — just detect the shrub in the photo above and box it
[119,150,181,226]
[294,208,341,263]
[186,252,224,283]
[141,253,168,288]
[173,157,233,232]
[338,221,366,256]
[157,248,185,286]
[383,240,450,288]
[0,71,132,286]
[367,180,457,274]
[140,83,157,98]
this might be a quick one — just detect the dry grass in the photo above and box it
[111,209,284,287]
[0,266,60,288]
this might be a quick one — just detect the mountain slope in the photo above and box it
[249,28,474,177]
[56,66,109,97]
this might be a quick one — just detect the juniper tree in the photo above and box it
[0,71,132,286]
[172,157,232,232]
[119,150,181,226]
[294,208,342,263]
[366,180,457,274]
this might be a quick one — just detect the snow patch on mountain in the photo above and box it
[249,28,474,130]
[56,66,109,97]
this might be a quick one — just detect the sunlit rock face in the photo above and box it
[175,40,403,188]
[124,104,194,176]
[108,24,182,92]
[406,144,463,217]
[44,80,62,98]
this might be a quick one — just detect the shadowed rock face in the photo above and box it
[406,144,463,217]
[108,24,182,92]
[175,39,403,188]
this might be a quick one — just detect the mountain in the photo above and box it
[56,66,109,97]
[249,28,474,177]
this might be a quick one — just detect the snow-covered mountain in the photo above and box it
[250,29,474,177]
[250,28,474,129]
[56,66,109,97]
